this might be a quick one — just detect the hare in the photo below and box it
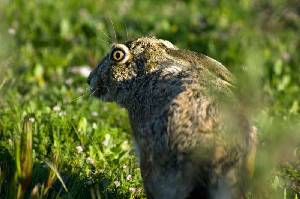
[88,36,256,199]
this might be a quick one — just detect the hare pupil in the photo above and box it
[115,52,121,59]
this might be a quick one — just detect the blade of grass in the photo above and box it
[45,162,68,192]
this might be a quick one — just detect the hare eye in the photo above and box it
[111,49,125,62]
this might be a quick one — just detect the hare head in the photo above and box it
[87,37,179,106]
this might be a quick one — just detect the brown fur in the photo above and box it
[88,36,256,199]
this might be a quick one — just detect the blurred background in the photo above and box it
[0,0,299,198]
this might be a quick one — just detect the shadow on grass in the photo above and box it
[0,146,133,199]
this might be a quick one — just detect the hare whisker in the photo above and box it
[124,23,129,41]
[108,16,117,43]
[71,90,90,102]
[98,29,111,41]
[89,87,99,97]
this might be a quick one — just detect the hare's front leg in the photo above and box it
[139,155,199,199]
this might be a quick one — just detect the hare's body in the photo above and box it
[88,37,256,199]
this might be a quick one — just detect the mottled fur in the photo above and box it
[88,37,256,199]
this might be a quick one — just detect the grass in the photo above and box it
[0,0,299,198]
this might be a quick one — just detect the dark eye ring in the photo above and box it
[111,48,125,62]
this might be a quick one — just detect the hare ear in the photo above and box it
[200,55,235,86]
[158,39,178,50]
[245,126,257,177]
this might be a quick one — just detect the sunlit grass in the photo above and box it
[0,0,299,198]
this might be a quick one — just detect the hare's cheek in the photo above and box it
[112,65,137,81]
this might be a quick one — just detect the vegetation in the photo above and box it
[0,0,299,198]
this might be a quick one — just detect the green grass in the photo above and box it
[0,0,299,198]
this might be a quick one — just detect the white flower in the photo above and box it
[8,28,16,35]
[92,123,97,129]
[76,87,84,94]
[114,180,120,187]
[58,111,66,116]
[121,140,130,150]
[53,105,61,112]
[70,65,92,78]
[122,165,127,169]
[86,157,95,165]
[65,78,73,85]
[76,146,83,153]
[102,137,110,146]
[126,175,132,181]
[129,187,136,193]
[91,111,98,117]
[29,117,35,123]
